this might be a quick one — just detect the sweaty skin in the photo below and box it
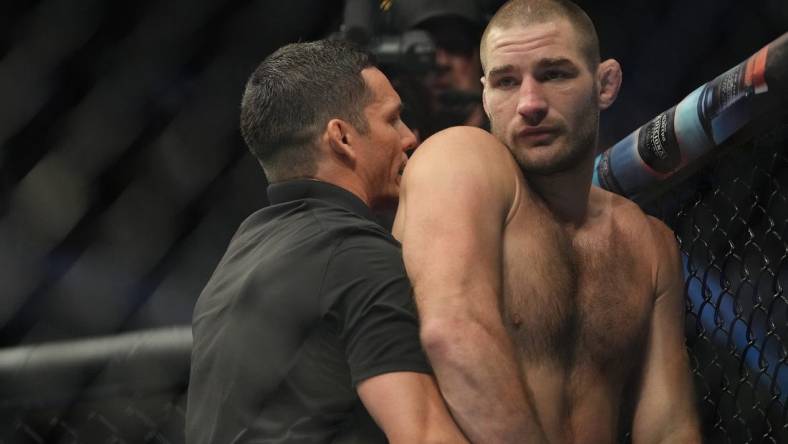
[395,15,700,444]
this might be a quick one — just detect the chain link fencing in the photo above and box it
[655,124,788,443]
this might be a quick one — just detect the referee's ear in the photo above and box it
[324,118,357,165]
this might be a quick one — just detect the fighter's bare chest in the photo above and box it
[501,216,654,368]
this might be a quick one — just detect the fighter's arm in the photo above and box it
[631,218,701,443]
[358,372,468,443]
[329,228,467,443]
[395,127,547,443]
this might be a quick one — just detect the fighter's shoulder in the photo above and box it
[600,188,677,253]
[406,126,516,174]
[399,127,518,215]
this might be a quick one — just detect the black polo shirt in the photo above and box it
[186,179,431,444]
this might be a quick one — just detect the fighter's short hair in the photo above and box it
[480,0,600,72]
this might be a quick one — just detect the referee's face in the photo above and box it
[357,68,417,210]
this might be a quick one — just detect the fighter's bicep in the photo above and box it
[632,281,699,443]
[631,219,700,443]
[397,131,511,291]
[647,218,689,379]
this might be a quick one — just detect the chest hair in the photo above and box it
[503,221,651,370]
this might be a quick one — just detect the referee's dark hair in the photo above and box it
[240,40,376,182]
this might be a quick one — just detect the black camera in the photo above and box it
[331,0,437,75]
[331,0,492,137]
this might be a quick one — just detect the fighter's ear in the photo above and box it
[480,76,491,118]
[597,59,622,110]
[324,118,357,164]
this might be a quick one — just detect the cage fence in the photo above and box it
[643,122,788,443]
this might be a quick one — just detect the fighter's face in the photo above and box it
[357,68,416,209]
[482,19,600,176]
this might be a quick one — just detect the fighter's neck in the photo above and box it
[526,156,597,228]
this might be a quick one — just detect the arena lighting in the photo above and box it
[594,32,788,204]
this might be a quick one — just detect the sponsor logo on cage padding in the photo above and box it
[637,106,680,174]
[595,150,624,195]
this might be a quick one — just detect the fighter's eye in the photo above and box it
[543,70,569,80]
[494,76,519,88]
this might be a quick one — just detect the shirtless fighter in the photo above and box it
[393,0,701,442]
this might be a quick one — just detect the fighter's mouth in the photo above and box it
[516,127,560,146]
[518,126,558,137]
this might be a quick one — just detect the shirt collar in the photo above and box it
[267,179,375,221]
